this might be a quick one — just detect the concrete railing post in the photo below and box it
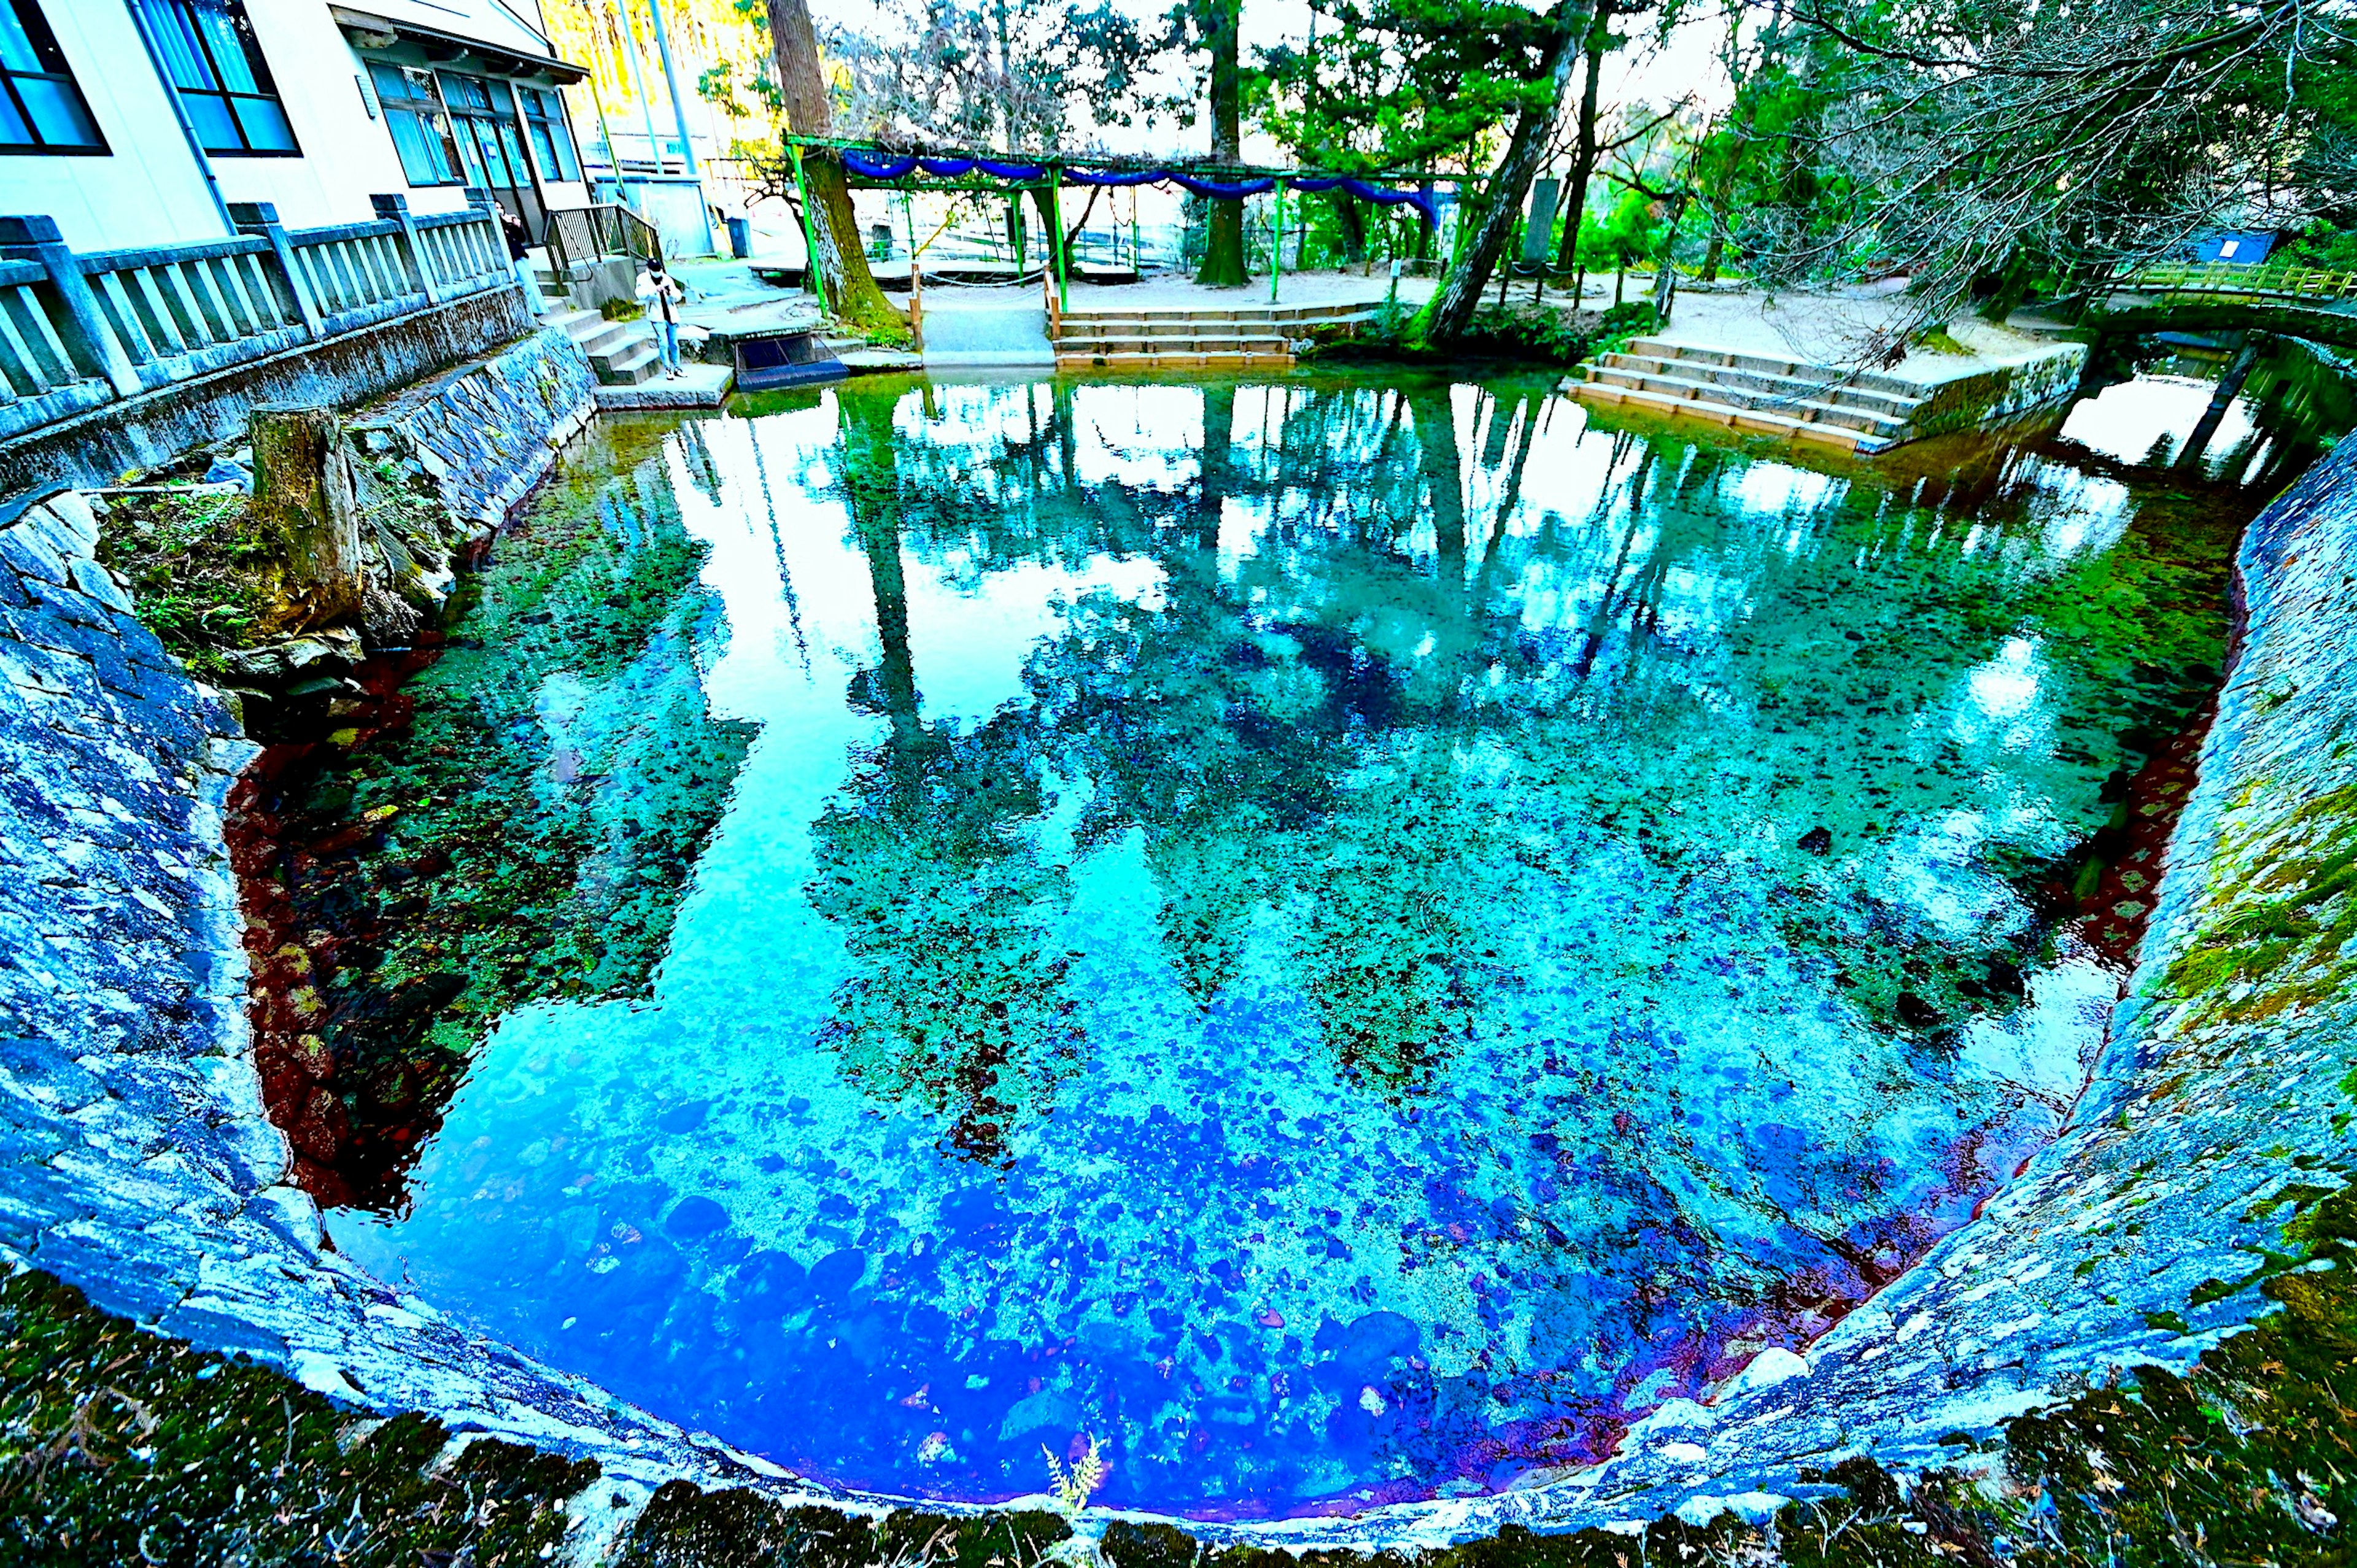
[370,193,433,301]
[0,214,141,396]
[462,188,501,284]
[228,201,323,340]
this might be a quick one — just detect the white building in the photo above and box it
[0,0,594,251]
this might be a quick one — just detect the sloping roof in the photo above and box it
[331,4,589,84]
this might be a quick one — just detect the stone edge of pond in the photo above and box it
[0,369,2350,1557]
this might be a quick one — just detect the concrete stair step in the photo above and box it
[1600,353,1924,418]
[1586,366,1909,434]
[596,339,661,385]
[1622,338,1928,400]
[542,308,604,339]
[579,320,641,358]
[1574,379,1892,454]
[1056,348,1296,369]
[1057,322,1295,340]
[1056,335,1291,355]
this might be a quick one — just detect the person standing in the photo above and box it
[639,257,685,378]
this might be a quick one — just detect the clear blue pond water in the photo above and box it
[323,371,2239,1517]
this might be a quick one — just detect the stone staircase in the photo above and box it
[1053,299,1377,369]
[544,307,660,387]
[1573,339,1931,454]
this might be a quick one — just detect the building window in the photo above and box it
[369,62,463,185]
[0,0,106,153]
[438,72,534,196]
[518,87,579,182]
[133,0,298,155]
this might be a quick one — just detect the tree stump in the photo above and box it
[250,404,363,630]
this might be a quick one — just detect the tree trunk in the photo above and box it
[1196,0,1250,287]
[767,0,903,339]
[1334,192,1367,270]
[1427,4,1584,343]
[1651,195,1686,323]
[251,405,362,632]
[1552,21,1608,272]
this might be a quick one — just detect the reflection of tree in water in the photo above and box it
[803,386,1085,1162]
[260,422,756,1208]
[803,372,2240,1142]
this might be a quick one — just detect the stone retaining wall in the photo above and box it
[0,286,537,496]
[1,366,2352,1558]
[1906,342,2091,442]
[352,325,600,534]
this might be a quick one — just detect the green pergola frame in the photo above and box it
[780,135,1471,310]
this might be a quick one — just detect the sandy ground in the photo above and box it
[663,259,2064,379]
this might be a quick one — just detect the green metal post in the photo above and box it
[1270,181,1282,304]
[1014,194,1026,273]
[1046,176,1069,312]
[788,144,821,299]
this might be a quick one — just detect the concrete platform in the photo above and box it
[594,363,735,409]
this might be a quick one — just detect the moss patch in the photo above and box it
[0,1270,595,1566]
[2164,779,2357,1024]
[94,487,285,673]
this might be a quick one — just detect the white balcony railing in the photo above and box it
[0,195,516,446]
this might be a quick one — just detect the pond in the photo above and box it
[298,369,2247,1518]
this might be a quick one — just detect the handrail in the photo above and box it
[0,199,517,443]
[545,202,664,280]
[2116,260,2357,303]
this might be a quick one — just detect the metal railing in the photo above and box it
[0,196,514,446]
[545,203,664,278]
[2117,260,2357,303]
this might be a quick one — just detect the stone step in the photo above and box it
[1056,348,1296,369]
[1056,333,1292,355]
[596,339,660,385]
[1058,301,1374,326]
[1598,352,1924,419]
[1621,338,1927,401]
[1574,379,1893,454]
[578,320,641,360]
[543,308,604,341]
[1056,320,1297,342]
[1585,365,1910,436]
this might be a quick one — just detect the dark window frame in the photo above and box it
[368,60,465,187]
[0,0,107,156]
[139,0,300,158]
[437,71,533,196]
[517,85,579,183]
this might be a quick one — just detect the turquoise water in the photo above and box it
[323,372,2239,1516]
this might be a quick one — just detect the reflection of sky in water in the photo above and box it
[333,376,2231,1518]
[2060,373,2253,469]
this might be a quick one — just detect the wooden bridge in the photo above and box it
[2110,260,2357,304]
[2091,264,2357,352]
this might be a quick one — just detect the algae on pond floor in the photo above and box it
[309,371,2259,1515]
[242,417,756,1208]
